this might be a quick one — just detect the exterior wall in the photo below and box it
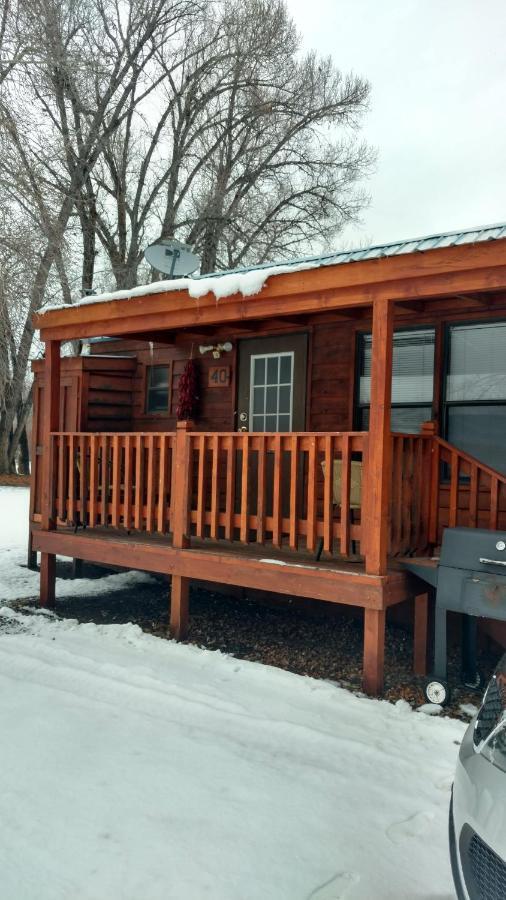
[89,294,506,436]
[91,340,235,431]
[31,356,135,518]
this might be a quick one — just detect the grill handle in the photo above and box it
[479,557,506,567]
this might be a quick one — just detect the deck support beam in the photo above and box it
[40,339,60,607]
[169,574,189,640]
[363,608,385,695]
[365,298,393,576]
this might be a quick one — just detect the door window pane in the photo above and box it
[253,357,265,384]
[253,387,264,415]
[249,352,294,431]
[266,356,278,385]
[279,385,291,414]
[279,355,292,384]
[447,406,506,475]
[265,386,277,414]
[447,322,506,401]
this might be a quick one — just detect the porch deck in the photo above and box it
[29,424,506,693]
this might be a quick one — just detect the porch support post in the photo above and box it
[365,298,394,576]
[363,608,385,695]
[170,420,193,639]
[40,339,61,607]
[171,420,193,549]
[170,575,189,641]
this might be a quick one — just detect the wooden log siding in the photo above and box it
[51,433,175,534]
[187,431,368,556]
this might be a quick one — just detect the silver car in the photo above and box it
[450,653,506,899]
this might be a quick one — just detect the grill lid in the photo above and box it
[440,528,506,574]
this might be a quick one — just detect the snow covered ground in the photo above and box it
[0,486,156,603]
[0,487,465,899]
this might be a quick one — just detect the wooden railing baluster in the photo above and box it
[224,435,235,541]
[289,435,299,550]
[89,436,98,527]
[210,434,219,539]
[146,434,155,533]
[156,435,166,533]
[340,433,351,557]
[272,434,282,548]
[306,435,317,552]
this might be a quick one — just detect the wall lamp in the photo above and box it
[199,341,233,359]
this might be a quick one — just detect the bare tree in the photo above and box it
[91,0,372,285]
[0,0,194,472]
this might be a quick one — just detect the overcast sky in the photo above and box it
[286,0,506,248]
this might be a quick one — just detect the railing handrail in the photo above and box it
[433,435,506,485]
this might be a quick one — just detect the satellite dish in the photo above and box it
[144,238,200,278]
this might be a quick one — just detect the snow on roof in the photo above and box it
[40,221,506,316]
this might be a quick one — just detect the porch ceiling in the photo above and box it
[35,235,506,342]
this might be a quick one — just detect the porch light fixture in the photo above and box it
[199,341,233,359]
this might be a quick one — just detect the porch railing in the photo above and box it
[389,431,506,554]
[389,433,433,556]
[51,432,175,532]
[47,428,368,559]
[186,431,368,556]
[39,427,506,564]
[428,436,506,544]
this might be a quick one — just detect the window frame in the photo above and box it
[354,324,436,433]
[442,318,506,472]
[144,363,172,416]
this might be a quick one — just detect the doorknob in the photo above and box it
[238,426,248,432]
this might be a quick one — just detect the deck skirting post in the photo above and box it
[40,553,56,608]
[363,607,386,695]
[169,575,189,640]
[365,298,393,576]
[39,339,61,608]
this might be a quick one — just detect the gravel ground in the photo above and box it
[10,558,499,721]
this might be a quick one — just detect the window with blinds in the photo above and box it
[445,321,506,474]
[358,328,435,433]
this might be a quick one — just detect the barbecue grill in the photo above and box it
[403,527,506,705]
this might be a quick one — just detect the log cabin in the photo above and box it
[29,222,506,694]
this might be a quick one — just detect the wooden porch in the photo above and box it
[29,422,506,692]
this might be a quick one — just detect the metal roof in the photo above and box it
[195,222,506,281]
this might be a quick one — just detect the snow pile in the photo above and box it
[40,259,320,315]
[0,486,155,603]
